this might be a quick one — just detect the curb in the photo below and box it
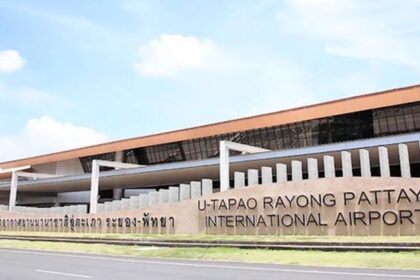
[0,235,419,252]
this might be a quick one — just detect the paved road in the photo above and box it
[0,248,419,280]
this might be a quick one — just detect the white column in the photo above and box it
[97,203,104,213]
[398,143,411,178]
[168,187,179,202]
[89,160,100,214]
[180,184,191,201]
[276,163,287,183]
[148,192,159,207]
[190,181,201,198]
[234,172,245,188]
[307,158,318,180]
[341,151,353,177]
[159,189,170,205]
[219,141,230,192]
[247,169,259,186]
[76,205,87,214]
[121,198,130,210]
[104,201,112,213]
[378,146,390,177]
[113,151,124,200]
[139,194,149,208]
[8,171,18,211]
[129,197,140,210]
[111,201,122,212]
[359,149,371,177]
[261,166,273,185]
[324,155,335,178]
[291,160,303,181]
[202,179,213,195]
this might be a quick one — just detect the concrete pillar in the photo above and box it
[8,171,18,211]
[378,146,390,177]
[291,160,303,181]
[121,198,130,210]
[89,160,100,214]
[202,179,213,195]
[111,201,122,212]
[148,192,159,207]
[234,172,245,188]
[190,181,201,199]
[341,151,353,177]
[276,163,287,183]
[113,151,124,200]
[169,187,179,202]
[139,194,149,209]
[129,196,140,210]
[76,205,87,214]
[247,169,259,186]
[179,184,191,201]
[398,143,411,178]
[96,203,104,213]
[359,149,371,177]
[261,166,273,185]
[307,158,318,180]
[113,189,123,201]
[159,189,170,205]
[219,141,230,192]
[104,201,112,213]
[324,155,335,178]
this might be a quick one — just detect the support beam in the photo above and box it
[95,159,143,169]
[261,166,273,185]
[89,160,100,214]
[324,155,335,178]
[202,179,213,195]
[169,187,179,202]
[291,160,303,181]
[89,159,145,214]
[307,158,318,180]
[2,166,59,212]
[341,151,353,177]
[359,149,371,177]
[219,141,229,192]
[0,165,31,174]
[398,143,411,178]
[247,169,259,186]
[190,181,202,199]
[378,146,390,177]
[179,184,191,201]
[219,141,269,192]
[8,172,18,211]
[159,189,169,205]
[276,163,287,183]
[234,172,245,188]
[15,171,59,179]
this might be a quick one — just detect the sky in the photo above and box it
[0,0,419,162]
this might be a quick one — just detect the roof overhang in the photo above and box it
[0,84,419,170]
[0,133,419,194]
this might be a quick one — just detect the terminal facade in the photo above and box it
[0,85,419,235]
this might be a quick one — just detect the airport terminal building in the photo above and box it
[0,85,419,236]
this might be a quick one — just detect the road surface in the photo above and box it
[0,248,418,279]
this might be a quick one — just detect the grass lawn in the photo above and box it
[0,239,418,270]
[0,231,419,243]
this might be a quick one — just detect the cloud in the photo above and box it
[277,0,420,73]
[0,116,106,162]
[133,34,224,77]
[0,50,25,73]
[0,84,68,107]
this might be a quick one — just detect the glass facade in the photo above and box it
[80,102,420,172]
